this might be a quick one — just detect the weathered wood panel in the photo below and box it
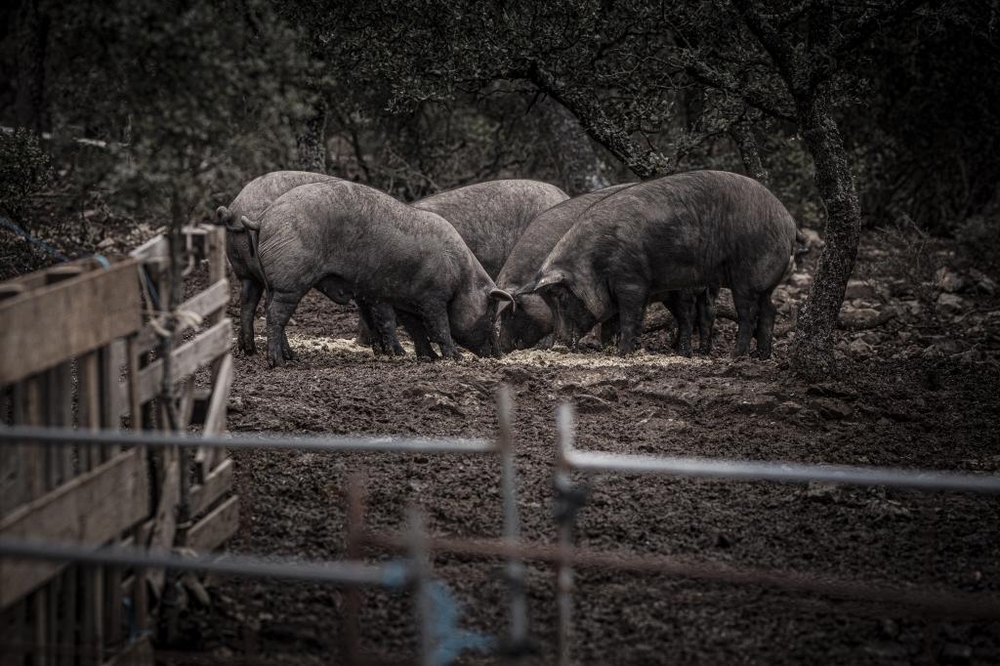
[186,495,239,552]
[189,458,233,518]
[0,449,149,608]
[135,278,229,351]
[0,261,141,386]
[132,319,231,406]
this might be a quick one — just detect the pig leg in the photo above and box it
[397,311,439,360]
[663,292,695,358]
[616,286,649,355]
[753,291,777,360]
[357,301,406,356]
[265,289,305,368]
[419,303,462,360]
[694,286,718,354]
[372,304,406,356]
[599,319,620,349]
[732,287,760,358]
[239,278,264,355]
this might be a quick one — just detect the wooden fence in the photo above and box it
[0,224,237,664]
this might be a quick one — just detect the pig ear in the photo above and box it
[240,215,262,232]
[490,288,516,315]
[531,271,566,293]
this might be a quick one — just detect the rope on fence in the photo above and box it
[0,215,71,262]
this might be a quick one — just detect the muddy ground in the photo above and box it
[134,230,1000,665]
[8,222,999,664]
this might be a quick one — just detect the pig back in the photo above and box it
[415,179,568,279]
[256,180,486,300]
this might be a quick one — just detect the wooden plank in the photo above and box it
[32,589,47,666]
[129,235,167,265]
[81,566,103,664]
[126,335,143,430]
[134,278,230,352]
[58,566,77,666]
[132,319,232,406]
[105,563,123,646]
[2,257,103,293]
[146,455,179,596]
[0,448,150,608]
[101,341,126,440]
[186,495,239,552]
[0,260,141,385]
[197,353,233,475]
[189,458,233,518]
[203,354,232,437]
[78,351,102,471]
[20,376,45,499]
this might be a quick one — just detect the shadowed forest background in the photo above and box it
[1,0,999,375]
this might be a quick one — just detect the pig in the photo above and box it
[414,179,569,279]
[214,170,342,358]
[526,171,796,359]
[497,183,717,355]
[238,180,515,367]
[356,179,569,354]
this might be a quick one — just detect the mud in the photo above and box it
[166,233,1000,665]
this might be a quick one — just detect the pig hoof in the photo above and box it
[391,343,406,356]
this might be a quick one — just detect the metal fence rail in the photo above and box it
[4,397,1000,665]
[0,424,495,456]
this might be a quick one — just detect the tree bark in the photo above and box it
[789,100,863,379]
[297,96,328,173]
[730,120,770,185]
[15,0,48,133]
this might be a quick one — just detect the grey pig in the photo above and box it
[527,171,796,359]
[498,183,717,355]
[214,170,340,357]
[358,179,569,355]
[240,180,514,367]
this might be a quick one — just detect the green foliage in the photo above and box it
[0,128,51,228]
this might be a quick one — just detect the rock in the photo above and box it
[968,268,998,295]
[934,266,965,293]
[838,306,892,330]
[798,228,824,249]
[844,279,877,300]
[935,293,965,316]
[789,272,813,289]
[228,396,245,414]
[848,338,873,357]
[810,398,853,420]
[97,237,115,250]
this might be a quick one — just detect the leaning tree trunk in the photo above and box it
[297,95,328,173]
[15,0,48,133]
[790,100,863,379]
[730,120,770,185]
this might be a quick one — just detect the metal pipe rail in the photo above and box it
[556,407,1000,494]
[0,537,410,588]
[0,424,496,456]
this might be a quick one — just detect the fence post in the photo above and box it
[344,473,368,663]
[555,404,577,666]
[497,385,528,656]
[407,507,434,666]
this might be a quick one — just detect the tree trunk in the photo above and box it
[538,97,610,194]
[15,0,48,133]
[297,96,328,173]
[730,120,770,185]
[790,100,862,379]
